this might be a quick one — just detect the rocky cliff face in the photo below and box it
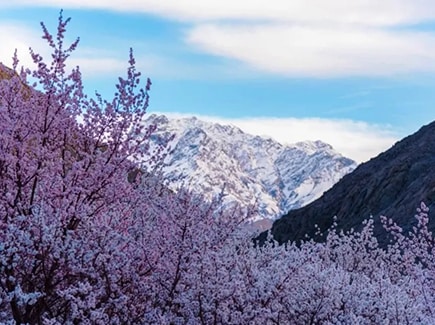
[260,120,435,245]
[142,114,356,221]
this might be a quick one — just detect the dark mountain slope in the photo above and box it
[260,120,435,246]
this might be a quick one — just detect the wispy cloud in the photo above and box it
[5,1,435,26]
[68,56,127,78]
[0,21,147,78]
[326,103,373,115]
[339,90,372,99]
[6,1,435,78]
[187,24,435,77]
[153,112,399,163]
[0,20,249,82]
[0,22,41,68]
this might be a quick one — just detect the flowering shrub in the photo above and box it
[0,13,434,324]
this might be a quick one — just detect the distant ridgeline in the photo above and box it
[142,114,357,222]
[258,120,435,246]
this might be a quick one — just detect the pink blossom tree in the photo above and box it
[0,12,158,323]
[1,12,435,324]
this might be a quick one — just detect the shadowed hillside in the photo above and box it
[259,121,435,246]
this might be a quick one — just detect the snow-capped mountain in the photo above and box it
[143,114,357,221]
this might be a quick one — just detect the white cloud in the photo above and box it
[6,1,435,77]
[5,0,435,26]
[0,22,42,68]
[68,57,126,77]
[187,24,435,77]
[0,22,133,78]
[152,112,399,163]
[0,20,233,81]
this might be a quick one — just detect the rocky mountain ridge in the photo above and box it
[142,114,357,222]
[259,120,435,245]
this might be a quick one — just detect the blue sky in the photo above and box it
[2,1,435,162]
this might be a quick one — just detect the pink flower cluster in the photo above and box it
[0,13,434,324]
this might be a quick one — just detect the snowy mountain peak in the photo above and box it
[143,114,357,221]
[294,140,333,152]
